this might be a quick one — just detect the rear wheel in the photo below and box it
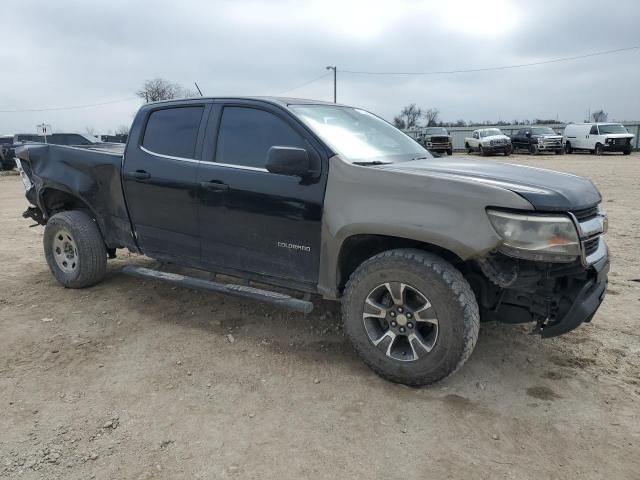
[43,210,107,288]
[565,142,573,154]
[595,143,603,155]
[342,249,479,386]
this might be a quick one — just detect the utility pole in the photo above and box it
[326,66,337,103]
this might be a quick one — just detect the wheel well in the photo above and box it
[336,234,462,291]
[41,189,94,217]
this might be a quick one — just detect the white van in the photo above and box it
[563,123,634,155]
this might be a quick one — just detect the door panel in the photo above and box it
[123,105,208,261]
[197,103,327,284]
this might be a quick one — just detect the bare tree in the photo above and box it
[393,116,406,129]
[85,126,96,137]
[423,108,440,127]
[591,110,608,122]
[398,104,423,129]
[115,125,130,136]
[136,78,196,103]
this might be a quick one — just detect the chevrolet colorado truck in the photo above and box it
[465,128,512,156]
[15,97,609,386]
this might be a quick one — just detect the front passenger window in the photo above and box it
[215,107,306,169]
[589,125,598,135]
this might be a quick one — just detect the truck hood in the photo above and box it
[480,135,509,142]
[377,157,601,211]
[533,134,562,140]
[601,133,634,139]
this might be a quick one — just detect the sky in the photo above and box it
[1,0,639,134]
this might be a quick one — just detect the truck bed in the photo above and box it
[16,143,135,251]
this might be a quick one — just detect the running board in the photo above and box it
[122,265,314,314]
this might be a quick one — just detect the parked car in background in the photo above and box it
[46,133,101,146]
[511,126,563,155]
[100,134,128,143]
[563,123,634,155]
[465,128,512,156]
[418,127,453,155]
[15,96,609,386]
[1,135,15,170]
[1,134,45,171]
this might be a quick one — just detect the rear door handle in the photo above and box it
[200,181,229,191]
[125,170,151,181]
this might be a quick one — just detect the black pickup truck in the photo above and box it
[511,126,564,155]
[15,97,609,386]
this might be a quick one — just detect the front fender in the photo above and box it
[317,155,534,297]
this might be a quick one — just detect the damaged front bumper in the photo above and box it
[539,252,608,337]
[470,242,609,338]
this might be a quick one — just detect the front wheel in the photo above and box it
[479,145,486,156]
[565,142,573,154]
[529,144,539,155]
[342,249,479,386]
[595,143,603,155]
[466,143,473,154]
[623,146,631,155]
[44,210,107,288]
[446,149,453,156]
[555,149,564,155]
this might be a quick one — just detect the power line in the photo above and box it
[340,46,640,75]
[0,97,140,113]
[273,72,331,95]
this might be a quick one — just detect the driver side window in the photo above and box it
[215,107,306,169]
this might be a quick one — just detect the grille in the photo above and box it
[583,237,600,256]
[571,205,599,221]
[430,136,449,143]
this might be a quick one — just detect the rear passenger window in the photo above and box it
[215,107,305,169]
[143,107,204,159]
[589,125,598,135]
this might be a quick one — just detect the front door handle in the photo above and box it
[125,170,151,181]
[200,181,229,191]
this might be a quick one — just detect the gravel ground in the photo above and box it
[1,153,639,479]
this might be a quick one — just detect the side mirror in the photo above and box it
[525,131,531,138]
[266,146,310,177]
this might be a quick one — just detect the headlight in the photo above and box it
[487,209,581,262]
[538,137,544,144]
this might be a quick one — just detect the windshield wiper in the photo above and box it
[353,160,392,166]
[410,156,429,161]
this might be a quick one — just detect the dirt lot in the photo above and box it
[1,153,639,479]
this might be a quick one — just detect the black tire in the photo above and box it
[342,249,480,386]
[43,210,107,288]
[465,143,473,154]
[555,149,564,155]
[446,149,453,156]
[623,146,631,155]
[564,142,573,154]
[529,144,539,155]
[479,145,486,156]
[595,143,603,155]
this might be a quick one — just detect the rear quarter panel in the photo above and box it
[17,144,135,250]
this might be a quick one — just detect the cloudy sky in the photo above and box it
[1,0,639,134]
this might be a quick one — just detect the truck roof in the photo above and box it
[144,96,347,108]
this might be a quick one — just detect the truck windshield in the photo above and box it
[480,129,502,137]
[289,105,429,162]
[597,124,628,134]
[425,127,448,135]
[530,127,555,135]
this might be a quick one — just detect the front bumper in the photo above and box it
[483,143,511,153]
[603,143,631,152]
[540,252,609,337]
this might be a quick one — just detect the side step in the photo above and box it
[122,265,314,314]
